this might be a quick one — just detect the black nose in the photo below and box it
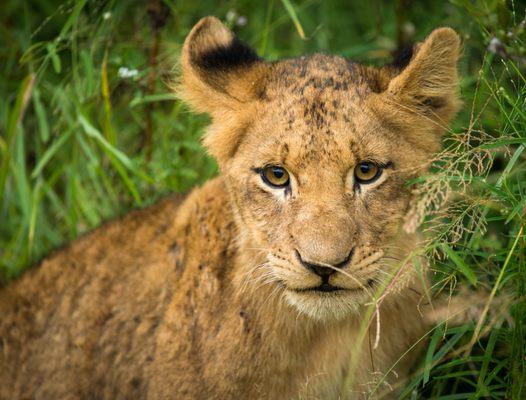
[295,249,354,279]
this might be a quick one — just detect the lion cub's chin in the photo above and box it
[284,288,368,321]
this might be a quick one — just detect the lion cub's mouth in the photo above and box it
[291,279,375,294]
[294,283,346,293]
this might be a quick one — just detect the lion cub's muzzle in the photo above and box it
[295,248,355,292]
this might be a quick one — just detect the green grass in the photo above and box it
[0,0,525,398]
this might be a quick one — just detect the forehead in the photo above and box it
[266,54,377,97]
[251,55,394,168]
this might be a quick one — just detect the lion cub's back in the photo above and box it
[0,193,186,398]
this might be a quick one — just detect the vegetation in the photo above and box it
[1,0,524,398]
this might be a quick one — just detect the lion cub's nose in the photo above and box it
[295,249,354,278]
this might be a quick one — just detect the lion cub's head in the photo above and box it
[180,17,460,320]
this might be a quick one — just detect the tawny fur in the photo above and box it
[0,17,461,399]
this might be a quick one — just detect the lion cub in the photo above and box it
[0,16,460,399]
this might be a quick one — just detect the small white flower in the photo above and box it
[236,15,247,26]
[488,37,507,58]
[226,10,236,23]
[118,67,138,79]
[402,22,415,37]
[103,12,112,20]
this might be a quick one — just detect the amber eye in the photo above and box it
[354,162,381,184]
[261,166,290,188]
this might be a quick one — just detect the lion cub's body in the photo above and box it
[1,16,461,400]
[1,178,425,399]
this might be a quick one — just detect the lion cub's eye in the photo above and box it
[261,166,290,188]
[354,162,382,184]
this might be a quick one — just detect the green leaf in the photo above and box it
[423,325,444,384]
[130,93,177,107]
[46,43,61,74]
[280,0,306,39]
[441,243,478,286]
[32,87,50,143]
[31,129,74,178]
[0,74,35,208]
[78,114,144,204]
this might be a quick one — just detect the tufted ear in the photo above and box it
[380,28,461,138]
[179,16,268,162]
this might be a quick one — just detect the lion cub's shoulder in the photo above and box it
[1,177,234,324]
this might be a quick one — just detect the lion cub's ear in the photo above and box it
[383,27,461,134]
[180,16,267,116]
[179,17,268,163]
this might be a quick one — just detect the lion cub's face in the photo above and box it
[226,59,411,320]
[181,17,460,320]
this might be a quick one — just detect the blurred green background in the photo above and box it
[1,0,525,398]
